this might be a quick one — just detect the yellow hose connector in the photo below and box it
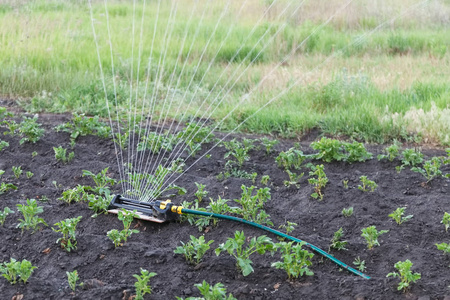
[171,205,184,214]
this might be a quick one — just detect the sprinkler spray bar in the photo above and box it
[108,195,370,279]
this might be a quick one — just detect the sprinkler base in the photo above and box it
[107,195,179,223]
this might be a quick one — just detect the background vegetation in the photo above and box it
[0,0,449,144]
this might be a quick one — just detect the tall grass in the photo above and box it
[1,0,449,145]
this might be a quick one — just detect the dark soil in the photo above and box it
[1,111,449,300]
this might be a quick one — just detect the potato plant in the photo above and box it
[0,140,9,151]
[260,137,279,155]
[232,185,273,226]
[0,207,14,226]
[358,176,377,192]
[308,164,328,200]
[342,207,354,217]
[107,209,139,247]
[442,212,450,232]
[353,257,366,272]
[215,231,275,276]
[53,146,74,164]
[223,139,251,167]
[67,270,81,292]
[194,182,208,203]
[389,207,413,225]
[0,182,17,195]
[311,137,346,162]
[52,216,82,252]
[387,260,421,292]
[411,156,443,183]
[16,199,47,233]
[272,241,314,279]
[361,226,388,249]
[377,141,401,161]
[177,281,237,300]
[174,235,214,265]
[133,268,157,300]
[55,113,111,141]
[329,227,348,251]
[435,242,450,255]
[12,166,22,179]
[0,258,37,285]
[276,148,307,170]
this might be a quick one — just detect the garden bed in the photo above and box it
[0,110,449,300]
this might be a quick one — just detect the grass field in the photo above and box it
[0,0,449,145]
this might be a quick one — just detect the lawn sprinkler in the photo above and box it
[107,194,371,280]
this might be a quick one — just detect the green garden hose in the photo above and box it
[176,207,370,279]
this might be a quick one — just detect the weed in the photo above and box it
[0,140,8,151]
[26,171,34,179]
[16,199,47,233]
[353,257,366,272]
[0,182,17,195]
[178,281,237,300]
[194,182,208,203]
[174,235,214,265]
[441,212,450,232]
[0,207,14,226]
[52,216,82,252]
[53,146,74,164]
[12,166,22,179]
[389,207,413,225]
[0,258,37,284]
[260,137,279,155]
[361,226,389,249]
[411,157,443,183]
[329,227,348,251]
[377,141,401,161]
[436,242,450,255]
[260,175,270,186]
[215,231,274,276]
[67,270,81,292]
[387,260,421,292]
[341,207,354,218]
[133,268,157,300]
[308,164,328,200]
[272,241,314,280]
[232,185,273,226]
[358,176,377,192]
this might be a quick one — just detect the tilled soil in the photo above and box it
[0,111,449,300]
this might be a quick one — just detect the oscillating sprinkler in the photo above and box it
[107,194,371,279]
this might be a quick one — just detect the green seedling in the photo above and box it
[411,156,443,183]
[174,235,214,265]
[278,221,297,241]
[0,207,14,226]
[18,116,45,144]
[87,194,110,217]
[16,199,47,233]
[207,196,231,226]
[26,171,34,179]
[0,140,9,151]
[232,185,273,226]
[358,176,377,192]
[52,216,82,252]
[67,270,81,292]
[115,131,129,150]
[215,231,274,276]
[12,166,22,179]
[442,212,450,232]
[283,170,304,188]
[137,132,175,153]
[0,170,4,178]
[377,141,401,161]
[389,207,413,225]
[0,258,37,284]
[342,179,349,189]
[436,242,450,255]
[260,175,270,186]
[311,137,346,162]
[272,241,314,280]
[260,137,279,155]
[31,151,38,158]
[178,281,237,300]
[133,268,157,300]
[353,257,366,272]
[344,141,373,163]
[107,209,139,247]
[329,227,348,251]
[361,226,388,249]
[387,260,421,292]
[194,182,208,203]
[342,207,354,217]
[276,148,307,170]
[0,182,18,195]
[53,146,74,164]
[223,139,250,167]
[177,123,214,156]
[308,164,328,200]
[58,185,88,204]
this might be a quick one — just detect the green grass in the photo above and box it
[1,0,449,145]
